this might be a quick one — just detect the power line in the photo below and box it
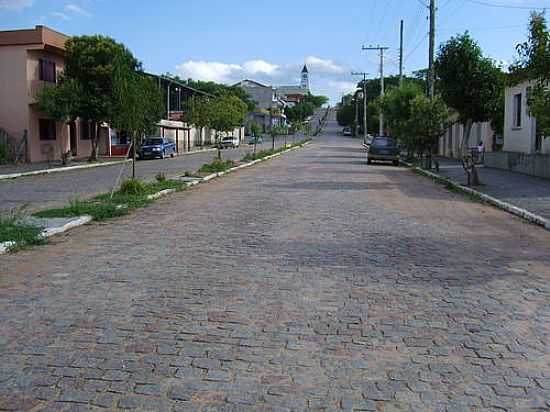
[467,0,549,10]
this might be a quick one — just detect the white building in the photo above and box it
[503,79,549,155]
[438,119,495,159]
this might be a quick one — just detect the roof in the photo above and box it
[302,64,309,73]
[0,25,68,54]
[233,79,272,89]
[146,73,213,97]
[277,86,309,96]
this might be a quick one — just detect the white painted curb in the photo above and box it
[0,160,132,181]
[408,163,550,231]
[146,188,176,200]
[0,147,218,181]
[0,215,93,255]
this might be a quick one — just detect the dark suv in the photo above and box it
[367,136,400,166]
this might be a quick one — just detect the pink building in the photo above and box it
[0,25,101,163]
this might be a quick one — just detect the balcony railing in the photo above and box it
[28,80,54,102]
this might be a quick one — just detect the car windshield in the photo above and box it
[373,138,395,147]
[223,136,233,140]
[144,138,163,145]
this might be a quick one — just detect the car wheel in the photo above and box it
[393,160,399,166]
[367,158,372,165]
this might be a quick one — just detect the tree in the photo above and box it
[336,101,355,127]
[249,121,261,154]
[511,12,550,137]
[185,96,213,147]
[379,82,423,152]
[38,35,140,161]
[435,32,504,185]
[408,95,451,167]
[112,63,164,178]
[208,95,248,159]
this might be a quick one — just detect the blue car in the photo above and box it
[139,137,176,159]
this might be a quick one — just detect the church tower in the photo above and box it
[300,64,310,90]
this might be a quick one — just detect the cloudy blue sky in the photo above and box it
[1,0,548,103]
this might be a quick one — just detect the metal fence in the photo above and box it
[0,129,28,164]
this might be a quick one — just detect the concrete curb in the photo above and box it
[406,162,550,231]
[146,188,176,200]
[198,142,310,183]
[0,160,132,181]
[0,147,219,181]
[0,215,93,255]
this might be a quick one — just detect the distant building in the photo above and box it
[503,79,549,155]
[277,64,310,107]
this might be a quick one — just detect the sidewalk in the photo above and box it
[435,157,550,221]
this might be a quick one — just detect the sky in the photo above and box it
[1,0,549,104]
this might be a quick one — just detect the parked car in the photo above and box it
[367,136,400,166]
[221,135,240,148]
[246,135,263,145]
[342,127,352,136]
[363,134,374,147]
[139,137,176,159]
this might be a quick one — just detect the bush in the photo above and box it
[0,208,45,249]
[0,143,9,165]
[198,159,235,174]
[118,178,147,195]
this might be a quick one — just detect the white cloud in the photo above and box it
[243,60,279,75]
[176,61,243,83]
[65,4,91,17]
[51,11,70,20]
[0,0,32,10]
[305,56,346,74]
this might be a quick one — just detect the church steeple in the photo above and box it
[300,64,309,90]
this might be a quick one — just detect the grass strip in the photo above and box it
[34,179,186,221]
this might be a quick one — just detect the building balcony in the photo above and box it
[28,80,54,103]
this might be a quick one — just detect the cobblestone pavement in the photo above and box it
[0,135,294,213]
[1,116,550,411]
[435,158,550,221]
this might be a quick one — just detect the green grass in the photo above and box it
[0,210,45,251]
[198,159,236,174]
[34,179,186,221]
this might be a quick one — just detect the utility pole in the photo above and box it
[362,45,389,136]
[428,0,436,98]
[351,72,368,141]
[399,20,404,88]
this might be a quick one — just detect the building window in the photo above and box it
[80,120,96,140]
[39,59,56,83]
[513,93,522,128]
[39,119,56,140]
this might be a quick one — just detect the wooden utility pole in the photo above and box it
[428,0,436,98]
[362,45,389,136]
[351,72,368,140]
[399,20,404,87]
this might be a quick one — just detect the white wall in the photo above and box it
[503,80,550,155]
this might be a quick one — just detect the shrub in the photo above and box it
[118,178,147,196]
[198,159,235,174]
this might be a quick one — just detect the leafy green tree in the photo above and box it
[379,82,423,151]
[112,62,164,178]
[336,101,355,127]
[38,35,140,161]
[408,95,451,166]
[511,12,550,137]
[208,95,248,159]
[184,96,213,146]
[435,32,504,185]
[249,121,261,154]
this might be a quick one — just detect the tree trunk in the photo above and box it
[132,132,136,179]
[460,120,476,186]
[217,132,221,160]
[89,121,100,162]
[272,134,275,151]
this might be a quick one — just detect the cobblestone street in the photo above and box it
[1,118,550,411]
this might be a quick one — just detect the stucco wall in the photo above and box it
[438,121,494,158]
[0,46,29,138]
[504,81,535,154]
